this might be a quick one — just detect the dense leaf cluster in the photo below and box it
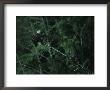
[16,16,94,74]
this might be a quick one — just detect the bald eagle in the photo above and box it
[32,30,44,46]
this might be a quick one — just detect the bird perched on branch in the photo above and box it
[32,30,44,46]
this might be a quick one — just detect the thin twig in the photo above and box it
[50,46,67,57]
[18,60,25,74]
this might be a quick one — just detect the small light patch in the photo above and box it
[37,30,40,34]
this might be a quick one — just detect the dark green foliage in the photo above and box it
[16,16,94,74]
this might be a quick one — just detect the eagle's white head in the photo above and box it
[37,30,41,34]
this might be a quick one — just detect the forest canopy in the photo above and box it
[16,16,94,74]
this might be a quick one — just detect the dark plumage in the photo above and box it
[32,31,43,46]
